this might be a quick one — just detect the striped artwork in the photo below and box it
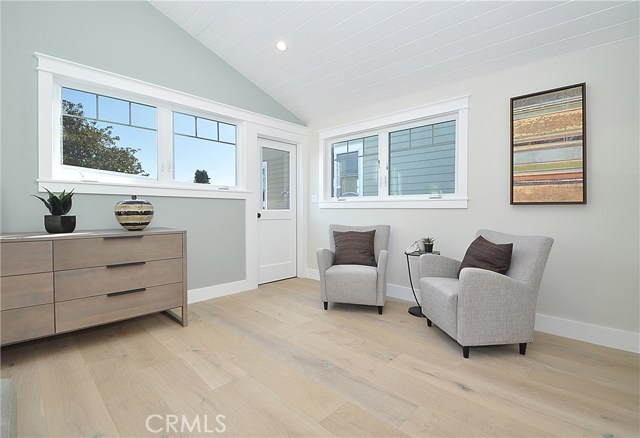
[511,84,586,204]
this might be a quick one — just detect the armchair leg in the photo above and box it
[426,318,432,327]
[519,343,527,355]
[323,301,328,310]
[462,346,470,359]
[377,306,383,315]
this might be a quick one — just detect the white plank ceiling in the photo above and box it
[150,0,639,123]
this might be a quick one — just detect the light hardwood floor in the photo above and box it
[1,278,638,437]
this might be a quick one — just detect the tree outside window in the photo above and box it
[61,87,157,178]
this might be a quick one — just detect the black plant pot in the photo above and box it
[425,243,434,253]
[44,215,76,234]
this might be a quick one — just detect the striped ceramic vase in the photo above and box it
[114,195,154,231]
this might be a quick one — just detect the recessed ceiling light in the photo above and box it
[276,40,287,52]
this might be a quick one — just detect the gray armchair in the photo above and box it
[419,229,553,358]
[317,224,390,315]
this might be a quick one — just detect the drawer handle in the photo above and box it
[103,235,144,240]
[107,288,147,297]
[106,261,146,269]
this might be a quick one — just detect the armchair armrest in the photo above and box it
[377,249,388,276]
[458,268,530,302]
[457,268,536,346]
[419,254,460,279]
[316,248,335,274]
[376,249,389,301]
[316,248,335,302]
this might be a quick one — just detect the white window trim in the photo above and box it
[318,96,469,209]
[36,53,304,199]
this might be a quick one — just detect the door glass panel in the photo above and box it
[261,147,290,210]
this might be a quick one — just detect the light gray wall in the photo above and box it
[0,1,301,289]
[307,38,640,334]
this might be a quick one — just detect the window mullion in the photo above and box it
[51,84,63,177]
[379,131,390,197]
[157,106,173,183]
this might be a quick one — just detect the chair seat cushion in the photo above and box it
[325,264,378,305]
[420,277,459,339]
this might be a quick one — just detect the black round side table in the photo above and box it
[405,250,440,318]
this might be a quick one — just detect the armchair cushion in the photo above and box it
[458,235,513,278]
[326,264,378,305]
[333,230,377,266]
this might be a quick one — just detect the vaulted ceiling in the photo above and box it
[151,1,639,123]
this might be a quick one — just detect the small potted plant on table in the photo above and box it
[422,237,436,253]
[33,188,76,234]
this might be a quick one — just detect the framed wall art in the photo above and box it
[511,83,586,204]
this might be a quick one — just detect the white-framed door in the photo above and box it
[257,138,297,284]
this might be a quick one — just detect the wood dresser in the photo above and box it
[0,227,187,346]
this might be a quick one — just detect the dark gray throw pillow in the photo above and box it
[458,235,513,278]
[333,230,377,267]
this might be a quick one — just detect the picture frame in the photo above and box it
[510,83,586,204]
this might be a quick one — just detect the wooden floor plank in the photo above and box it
[320,401,411,437]
[146,308,346,423]
[455,356,638,436]
[389,353,587,437]
[282,323,552,437]
[34,335,120,437]
[205,294,419,428]
[0,342,49,437]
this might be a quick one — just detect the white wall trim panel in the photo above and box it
[188,280,254,304]
[534,313,640,354]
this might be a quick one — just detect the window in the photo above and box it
[56,86,240,189]
[261,147,290,210]
[59,86,238,188]
[331,135,378,197]
[173,112,237,185]
[389,120,456,196]
[61,88,157,178]
[319,96,468,209]
[46,82,240,193]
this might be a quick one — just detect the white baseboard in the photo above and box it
[534,313,639,354]
[188,279,255,304]
[387,283,417,302]
[305,268,320,281]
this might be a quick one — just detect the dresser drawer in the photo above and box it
[54,233,182,270]
[55,259,183,301]
[55,283,183,333]
[1,272,54,310]
[1,304,55,345]
[0,241,52,276]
